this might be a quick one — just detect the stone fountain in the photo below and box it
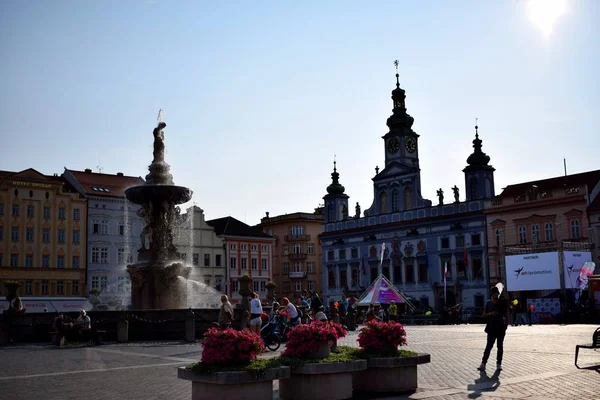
[125,119,193,309]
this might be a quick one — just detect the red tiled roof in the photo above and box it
[500,170,600,197]
[66,169,144,198]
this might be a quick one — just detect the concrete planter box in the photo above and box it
[177,366,290,400]
[352,353,431,395]
[279,360,367,400]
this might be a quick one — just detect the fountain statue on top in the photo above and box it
[125,112,194,309]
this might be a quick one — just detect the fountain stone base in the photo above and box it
[127,262,192,310]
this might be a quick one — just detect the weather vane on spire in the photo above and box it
[393,60,400,87]
[475,117,479,135]
[157,108,163,125]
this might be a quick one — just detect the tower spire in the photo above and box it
[326,156,345,195]
[394,59,400,88]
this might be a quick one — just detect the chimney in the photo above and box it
[84,169,92,173]
[265,212,269,218]
[117,172,124,176]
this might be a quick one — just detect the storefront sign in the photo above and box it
[11,181,52,189]
[0,298,92,313]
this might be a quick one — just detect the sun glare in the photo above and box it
[526,0,568,38]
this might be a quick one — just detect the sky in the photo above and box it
[1,1,599,226]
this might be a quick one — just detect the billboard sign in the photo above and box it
[563,251,593,289]
[506,252,560,291]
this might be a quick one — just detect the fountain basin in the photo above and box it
[125,184,192,206]
[127,263,192,310]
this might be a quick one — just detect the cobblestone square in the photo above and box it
[1,324,599,400]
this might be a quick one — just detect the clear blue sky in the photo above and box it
[1,1,598,225]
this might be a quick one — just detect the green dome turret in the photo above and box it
[326,160,345,195]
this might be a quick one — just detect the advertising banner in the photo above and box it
[506,252,560,291]
[563,251,593,289]
[526,298,561,324]
[0,298,92,314]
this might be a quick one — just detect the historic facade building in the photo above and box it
[174,206,226,293]
[320,73,495,310]
[258,211,324,300]
[485,170,600,300]
[62,168,144,304]
[207,216,274,303]
[0,169,87,297]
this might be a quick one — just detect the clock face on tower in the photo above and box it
[405,137,416,153]
[387,138,400,154]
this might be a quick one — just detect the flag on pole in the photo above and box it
[379,242,386,268]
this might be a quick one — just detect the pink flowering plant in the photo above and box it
[282,321,347,359]
[200,327,265,367]
[357,320,407,356]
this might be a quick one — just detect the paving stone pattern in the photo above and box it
[1,324,599,400]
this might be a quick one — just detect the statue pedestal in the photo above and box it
[127,263,192,309]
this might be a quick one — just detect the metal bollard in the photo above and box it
[185,309,195,343]
[117,316,129,343]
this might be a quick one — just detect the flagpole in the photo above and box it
[444,261,447,306]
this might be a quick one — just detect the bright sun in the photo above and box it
[526,0,568,38]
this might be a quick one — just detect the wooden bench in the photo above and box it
[575,327,600,369]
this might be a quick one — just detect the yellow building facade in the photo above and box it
[0,169,87,297]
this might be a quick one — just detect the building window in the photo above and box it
[471,233,481,246]
[42,228,50,243]
[73,208,80,221]
[351,248,358,259]
[10,254,18,267]
[91,247,109,264]
[117,277,129,293]
[571,219,580,239]
[440,238,450,249]
[531,224,540,243]
[473,258,483,279]
[0,226,3,241]
[58,207,66,220]
[404,187,412,210]
[327,204,334,221]
[351,268,359,287]
[456,235,465,248]
[25,254,33,267]
[291,225,305,236]
[26,204,35,218]
[72,256,80,269]
[241,258,247,269]
[283,244,289,255]
[307,262,314,273]
[241,244,248,251]
[91,276,99,290]
[495,229,502,246]
[42,255,50,268]
[43,206,51,219]
[293,244,302,254]
[11,227,19,242]
[216,254,222,267]
[307,244,314,254]
[118,222,131,236]
[307,281,316,291]
[282,281,290,292]
[544,222,554,241]
[56,280,64,295]
[457,260,467,279]
[379,192,387,213]
[57,255,65,268]
[73,230,80,244]
[41,280,49,294]
[26,227,34,242]
[117,249,126,264]
[230,243,236,250]
[253,280,260,292]
[251,244,257,251]
[203,254,210,267]
[293,262,302,272]
[192,253,199,266]
[328,269,336,288]
[262,245,268,251]
[0,253,3,266]
[518,225,527,244]
[72,281,79,294]
[57,229,65,243]
[294,281,303,292]
[100,276,108,291]
[230,257,237,269]
[339,249,346,260]
[260,281,266,292]
[231,280,239,293]
[283,263,289,273]
[391,189,399,212]
[92,220,109,235]
[24,280,32,294]
[418,262,428,282]
[251,258,258,270]
[405,263,414,283]
[469,179,478,200]
[12,204,20,217]
[327,250,335,261]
